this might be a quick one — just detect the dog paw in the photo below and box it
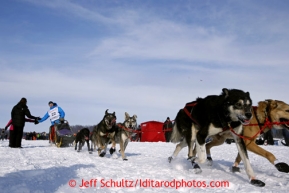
[168,156,173,163]
[109,147,116,155]
[192,162,200,169]
[250,179,265,187]
[232,166,240,173]
[275,162,289,173]
[99,151,106,157]
[206,157,213,166]
[192,164,202,174]
[77,150,80,152]
[89,151,93,154]
[191,161,202,174]
[187,156,193,160]
[123,158,128,161]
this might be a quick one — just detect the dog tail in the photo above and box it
[170,121,182,143]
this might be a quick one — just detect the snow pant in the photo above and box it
[13,126,24,148]
[165,131,172,142]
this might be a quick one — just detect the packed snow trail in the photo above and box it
[0,140,288,193]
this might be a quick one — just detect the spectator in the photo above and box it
[163,117,173,142]
[10,98,39,148]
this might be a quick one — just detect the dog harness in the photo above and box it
[229,106,273,140]
[184,101,231,131]
[183,101,200,126]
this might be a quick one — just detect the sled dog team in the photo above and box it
[75,110,138,161]
[75,88,289,187]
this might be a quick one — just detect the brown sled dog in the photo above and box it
[198,99,289,173]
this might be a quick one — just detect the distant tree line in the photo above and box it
[70,125,95,133]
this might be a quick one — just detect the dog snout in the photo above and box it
[245,112,252,119]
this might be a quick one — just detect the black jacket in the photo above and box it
[163,120,173,130]
[11,102,37,127]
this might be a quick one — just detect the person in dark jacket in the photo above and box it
[163,117,173,142]
[10,98,39,148]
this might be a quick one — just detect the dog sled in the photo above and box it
[49,119,75,147]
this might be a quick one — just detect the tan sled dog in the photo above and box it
[109,112,138,161]
[201,99,289,173]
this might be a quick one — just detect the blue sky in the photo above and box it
[1,0,289,132]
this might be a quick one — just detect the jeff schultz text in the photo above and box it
[71,178,229,189]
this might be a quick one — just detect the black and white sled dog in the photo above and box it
[109,112,137,161]
[75,128,91,153]
[90,109,117,157]
[169,88,265,187]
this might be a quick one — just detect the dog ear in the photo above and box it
[269,100,278,109]
[105,109,109,115]
[125,112,130,120]
[113,112,115,116]
[265,99,278,109]
[222,88,229,98]
[265,99,273,103]
[133,114,137,119]
[246,92,250,97]
[256,101,268,123]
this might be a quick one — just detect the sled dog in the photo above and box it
[75,128,91,153]
[169,88,265,187]
[196,99,289,173]
[109,112,137,160]
[90,109,117,157]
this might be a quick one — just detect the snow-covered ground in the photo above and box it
[0,140,288,193]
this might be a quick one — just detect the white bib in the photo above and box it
[48,107,60,122]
